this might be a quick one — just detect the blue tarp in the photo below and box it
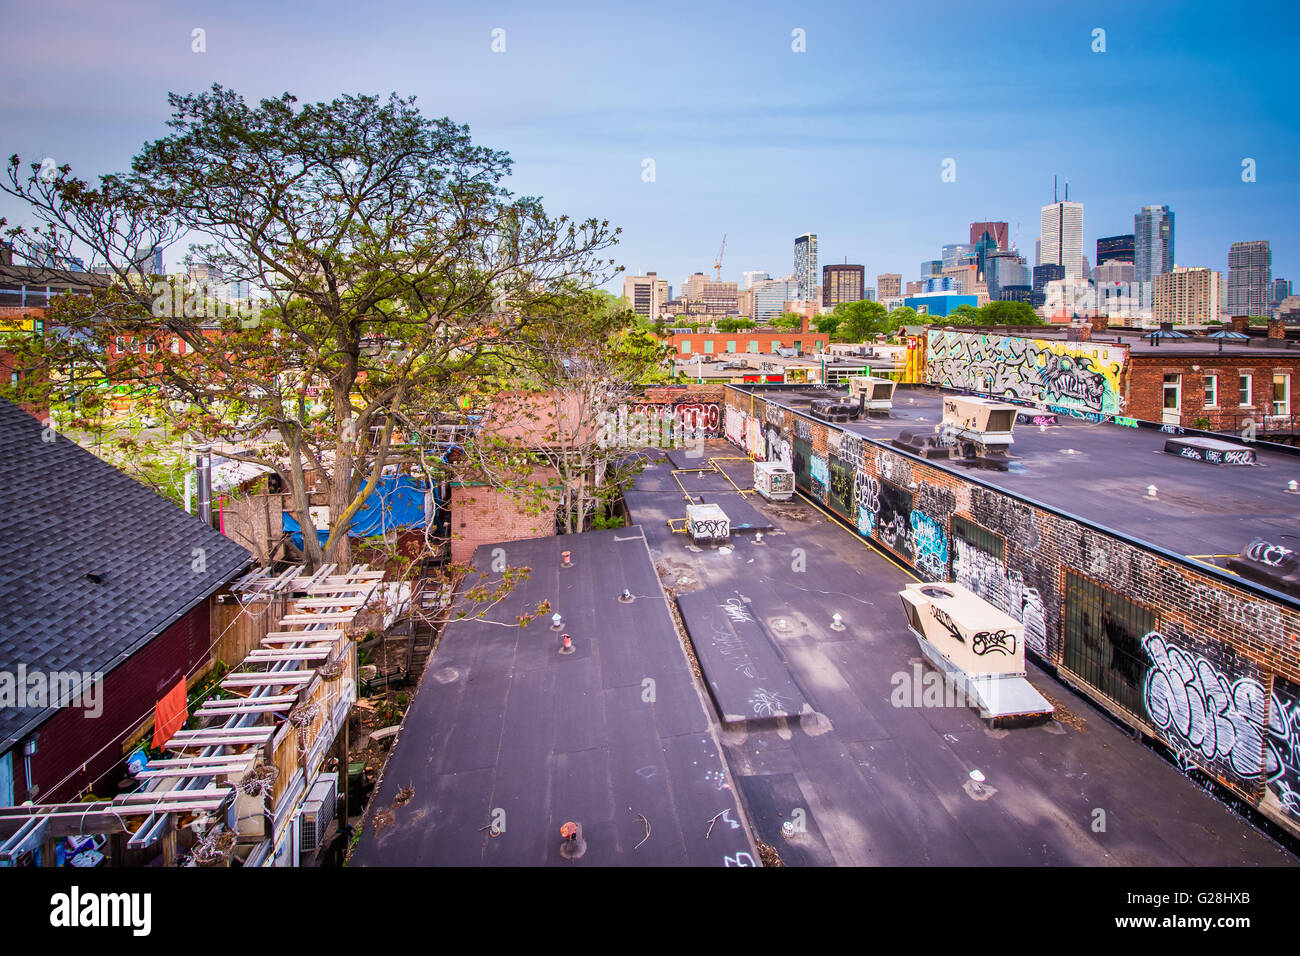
[282,475,429,548]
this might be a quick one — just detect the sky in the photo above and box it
[2,0,1297,294]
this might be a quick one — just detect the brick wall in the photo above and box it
[449,465,560,565]
[1127,355,1300,428]
[723,385,1300,840]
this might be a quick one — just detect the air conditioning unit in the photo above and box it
[847,375,896,412]
[297,773,339,855]
[941,396,1017,457]
[809,398,858,423]
[754,461,794,501]
[686,503,730,543]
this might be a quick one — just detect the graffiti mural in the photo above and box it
[1267,676,1300,819]
[724,404,746,447]
[630,402,721,437]
[952,534,1048,658]
[744,416,765,459]
[809,454,828,500]
[764,424,792,472]
[828,457,854,516]
[925,330,1126,416]
[1142,632,1269,782]
[875,481,913,559]
[910,510,949,580]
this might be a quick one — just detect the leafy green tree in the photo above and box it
[887,305,920,329]
[832,299,889,341]
[812,312,840,338]
[978,300,1042,326]
[946,304,981,325]
[1,86,619,568]
[770,312,803,329]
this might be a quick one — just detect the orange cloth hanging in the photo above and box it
[151,678,189,748]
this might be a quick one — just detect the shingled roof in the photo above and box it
[0,397,251,750]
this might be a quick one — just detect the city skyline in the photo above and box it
[1,0,1296,296]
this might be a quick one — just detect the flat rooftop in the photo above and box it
[350,526,757,867]
[624,442,1296,865]
[746,383,1300,564]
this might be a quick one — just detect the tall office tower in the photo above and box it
[877,273,902,299]
[751,277,801,324]
[680,272,739,314]
[1272,278,1293,308]
[1032,263,1064,295]
[1134,205,1175,284]
[822,263,865,307]
[921,260,943,278]
[1040,198,1085,281]
[741,270,770,291]
[1227,240,1272,316]
[864,287,877,302]
[622,272,670,318]
[983,251,1029,301]
[941,243,972,270]
[1094,260,1136,285]
[1096,234,1135,266]
[969,221,1009,251]
[793,233,818,301]
[1155,267,1223,324]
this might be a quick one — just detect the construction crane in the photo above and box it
[713,234,726,282]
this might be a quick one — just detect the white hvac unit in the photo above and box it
[753,461,794,501]
[297,773,339,855]
[941,396,1018,454]
[686,503,730,543]
[847,375,897,411]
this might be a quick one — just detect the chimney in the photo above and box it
[196,445,213,526]
[801,307,811,335]
[0,242,11,267]
[1231,315,1249,334]
[1268,318,1286,340]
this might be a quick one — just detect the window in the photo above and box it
[1239,373,1253,407]
[1063,571,1157,720]
[145,340,157,354]
[747,340,759,353]
[679,340,690,354]
[1275,373,1292,417]
[793,339,802,353]
[1203,375,1217,408]
[114,336,125,352]
[703,340,714,354]
[726,340,736,353]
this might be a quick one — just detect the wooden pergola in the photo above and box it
[0,564,383,867]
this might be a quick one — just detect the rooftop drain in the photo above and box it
[559,821,586,860]
[830,612,846,632]
[618,588,634,603]
[551,612,564,631]
[560,550,572,568]
[559,633,575,655]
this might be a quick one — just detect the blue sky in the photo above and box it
[2,0,1297,292]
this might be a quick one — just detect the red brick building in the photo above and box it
[669,314,828,359]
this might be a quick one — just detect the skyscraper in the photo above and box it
[942,243,972,270]
[793,233,818,302]
[1272,278,1293,309]
[622,272,670,318]
[741,270,770,291]
[969,222,1009,251]
[1096,234,1135,266]
[822,264,865,307]
[1155,267,1223,324]
[877,273,902,299]
[1134,205,1175,284]
[751,277,801,324]
[1227,240,1271,317]
[1040,199,1084,281]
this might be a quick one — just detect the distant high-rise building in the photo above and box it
[920,260,943,278]
[741,270,770,291]
[1134,205,1175,284]
[983,251,1029,301]
[864,287,877,302]
[1096,234,1135,266]
[1040,199,1085,281]
[1272,278,1293,308]
[1032,263,1064,295]
[822,263,865,307]
[877,273,902,299]
[228,279,251,301]
[1227,240,1271,316]
[969,221,1009,251]
[793,234,818,301]
[751,277,801,323]
[623,272,670,318]
[1154,266,1223,324]
[1094,260,1136,285]
[941,243,972,271]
